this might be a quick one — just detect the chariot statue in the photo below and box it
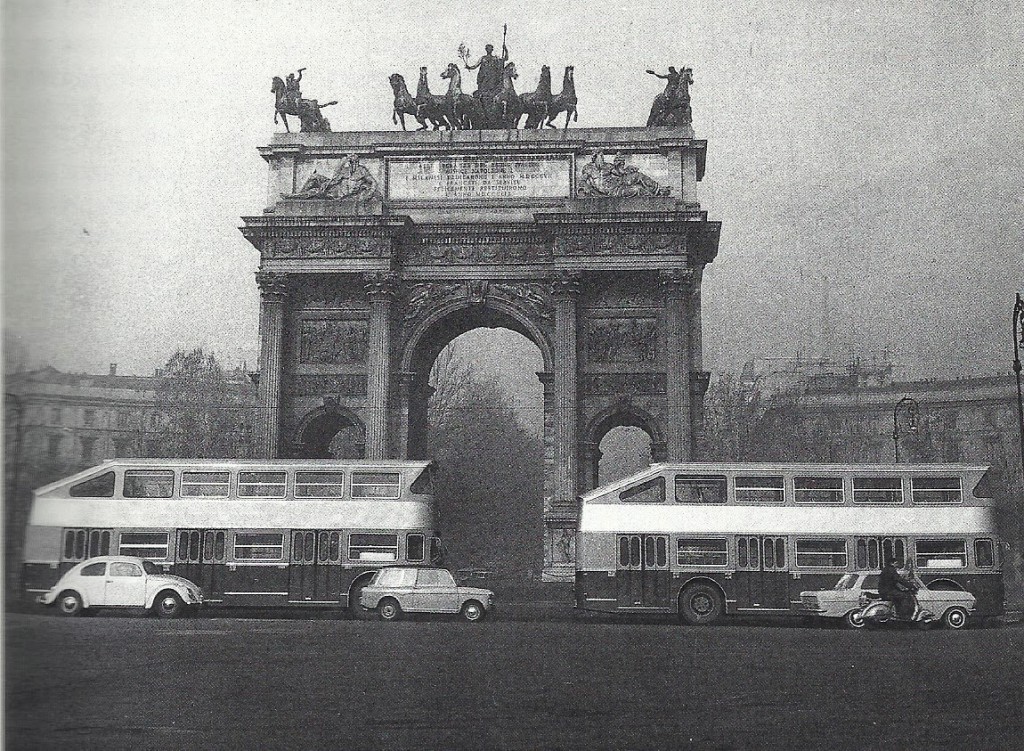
[272,68,337,132]
[646,66,693,127]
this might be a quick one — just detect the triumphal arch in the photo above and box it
[241,99,720,579]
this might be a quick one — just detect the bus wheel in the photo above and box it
[378,598,402,622]
[843,609,867,629]
[679,584,723,625]
[348,582,374,620]
[57,591,83,617]
[942,607,969,630]
[155,592,184,619]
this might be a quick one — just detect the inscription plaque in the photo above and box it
[388,155,571,201]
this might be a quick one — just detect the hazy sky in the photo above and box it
[3,0,1022,380]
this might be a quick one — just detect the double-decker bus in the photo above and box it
[575,463,1004,625]
[23,459,441,614]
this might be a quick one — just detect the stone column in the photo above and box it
[661,268,694,460]
[255,271,291,459]
[551,272,581,512]
[580,441,602,492]
[364,272,398,460]
[689,267,707,457]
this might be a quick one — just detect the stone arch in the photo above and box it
[400,298,554,460]
[581,403,668,490]
[292,403,366,459]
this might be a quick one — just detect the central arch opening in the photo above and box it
[407,305,547,583]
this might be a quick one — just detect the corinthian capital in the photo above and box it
[550,271,582,300]
[659,268,694,298]
[255,271,291,302]
[363,271,400,302]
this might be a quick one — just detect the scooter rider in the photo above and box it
[878,555,918,620]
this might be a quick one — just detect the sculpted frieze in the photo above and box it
[403,239,551,265]
[491,282,553,322]
[554,233,683,256]
[263,236,389,259]
[586,317,658,363]
[403,282,463,323]
[283,375,368,397]
[299,320,369,365]
[582,373,667,396]
[402,280,554,328]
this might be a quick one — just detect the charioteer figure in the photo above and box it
[459,26,510,102]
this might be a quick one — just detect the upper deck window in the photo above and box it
[674,475,727,504]
[70,471,115,498]
[619,477,665,503]
[911,477,962,505]
[123,469,174,498]
[238,471,287,498]
[351,472,401,499]
[295,471,346,498]
[735,476,784,504]
[181,471,230,497]
[794,477,844,504]
[852,477,903,505]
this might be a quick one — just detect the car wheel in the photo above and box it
[57,591,83,617]
[378,597,402,622]
[461,600,486,622]
[155,591,184,619]
[942,606,969,630]
[843,609,867,630]
[678,583,723,626]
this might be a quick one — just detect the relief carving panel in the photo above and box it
[299,319,369,365]
[554,233,683,256]
[585,317,658,363]
[403,239,551,265]
[263,236,388,259]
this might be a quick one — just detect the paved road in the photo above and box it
[6,611,1023,750]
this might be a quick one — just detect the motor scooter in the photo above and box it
[855,589,935,629]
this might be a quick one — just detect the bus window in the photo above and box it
[70,472,115,498]
[974,539,995,568]
[735,476,784,504]
[677,538,728,567]
[852,477,902,505]
[124,470,174,498]
[181,471,230,497]
[407,533,425,562]
[619,477,665,503]
[118,532,169,560]
[971,470,996,499]
[352,472,402,499]
[349,533,398,561]
[238,472,286,498]
[795,539,848,568]
[881,538,906,567]
[674,475,726,504]
[233,533,285,560]
[295,471,345,498]
[763,537,786,570]
[915,539,967,569]
[855,538,880,570]
[911,477,962,505]
[794,476,843,504]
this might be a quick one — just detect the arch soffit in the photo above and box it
[585,402,666,447]
[400,298,554,374]
[294,404,366,442]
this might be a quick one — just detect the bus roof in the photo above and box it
[580,462,991,503]
[33,459,435,496]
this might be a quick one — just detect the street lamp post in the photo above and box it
[1013,292,1024,484]
[893,396,919,463]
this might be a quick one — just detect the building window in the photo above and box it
[117,411,131,428]
[113,439,133,458]
[80,437,97,463]
[83,409,96,427]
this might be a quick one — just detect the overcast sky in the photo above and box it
[3,0,1022,381]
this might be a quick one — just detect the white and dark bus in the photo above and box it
[575,463,1004,624]
[23,459,441,613]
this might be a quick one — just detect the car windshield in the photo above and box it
[834,574,858,590]
[142,561,160,575]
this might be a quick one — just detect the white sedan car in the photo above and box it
[37,556,203,618]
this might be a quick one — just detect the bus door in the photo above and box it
[734,536,789,610]
[616,534,670,609]
[288,531,343,603]
[175,529,227,601]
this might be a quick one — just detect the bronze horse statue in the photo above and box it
[389,73,434,130]
[647,66,693,126]
[415,66,454,130]
[519,65,552,129]
[545,66,577,129]
[483,62,522,129]
[271,76,336,132]
[440,63,485,129]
